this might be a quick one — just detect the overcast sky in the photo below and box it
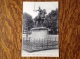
[23,2,58,19]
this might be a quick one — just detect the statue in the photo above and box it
[33,6,47,27]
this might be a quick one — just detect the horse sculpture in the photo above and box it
[34,7,47,27]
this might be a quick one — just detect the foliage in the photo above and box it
[43,9,58,34]
[23,12,34,33]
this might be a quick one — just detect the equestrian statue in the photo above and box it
[33,6,47,27]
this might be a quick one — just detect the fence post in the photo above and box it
[30,38,32,50]
[55,37,56,47]
[55,37,56,42]
[47,39,48,48]
[29,38,30,49]
[43,38,45,47]
[39,38,40,48]
[41,38,42,49]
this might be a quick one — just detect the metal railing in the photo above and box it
[23,37,58,51]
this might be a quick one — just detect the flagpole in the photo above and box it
[33,3,36,11]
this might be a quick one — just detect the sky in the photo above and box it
[23,2,58,19]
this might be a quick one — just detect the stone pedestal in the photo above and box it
[28,27,48,41]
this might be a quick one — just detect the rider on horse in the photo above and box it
[34,6,46,19]
[34,6,47,27]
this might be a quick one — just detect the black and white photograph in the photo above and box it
[22,2,59,57]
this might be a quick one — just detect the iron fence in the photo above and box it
[22,37,59,52]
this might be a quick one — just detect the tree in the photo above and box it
[43,9,58,34]
[23,12,34,34]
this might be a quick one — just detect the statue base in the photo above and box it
[22,27,58,52]
[30,27,48,40]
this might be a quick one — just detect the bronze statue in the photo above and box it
[34,6,47,27]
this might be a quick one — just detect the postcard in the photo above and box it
[22,1,59,57]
